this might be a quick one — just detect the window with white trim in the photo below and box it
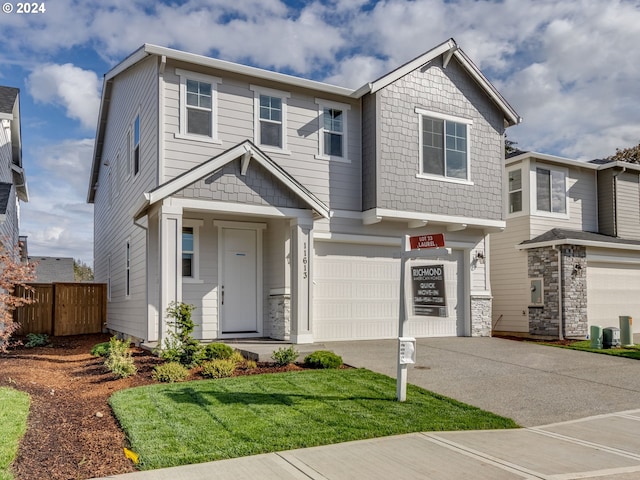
[176,69,221,142]
[315,99,350,161]
[416,108,471,182]
[132,115,140,175]
[182,219,203,281]
[250,85,290,152]
[535,167,566,214]
[508,168,522,213]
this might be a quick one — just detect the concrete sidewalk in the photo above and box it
[95,410,640,479]
[93,337,640,479]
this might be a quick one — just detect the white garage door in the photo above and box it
[312,242,464,341]
[587,262,640,334]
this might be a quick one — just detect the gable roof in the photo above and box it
[88,39,520,201]
[358,39,521,127]
[134,140,330,219]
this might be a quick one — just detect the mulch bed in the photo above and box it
[0,333,306,480]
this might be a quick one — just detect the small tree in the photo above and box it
[0,244,36,352]
[159,302,201,367]
[73,259,94,282]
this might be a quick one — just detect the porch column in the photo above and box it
[290,216,314,344]
[158,202,183,345]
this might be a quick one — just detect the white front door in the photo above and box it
[220,227,259,334]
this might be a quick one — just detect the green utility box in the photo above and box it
[590,325,603,349]
[619,316,634,347]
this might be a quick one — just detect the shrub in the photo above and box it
[230,350,245,365]
[159,302,202,367]
[24,333,49,348]
[245,359,257,370]
[271,345,299,366]
[202,342,233,361]
[152,362,189,383]
[0,244,36,352]
[90,341,110,357]
[104,337,137,378]
[201,359,236,379]
[304,350,343,369]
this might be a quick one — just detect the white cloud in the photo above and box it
[27,64,101,130]
[5,0,640,265]
[20,139,94,264]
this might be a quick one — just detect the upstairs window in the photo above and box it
[316,99,350,161]
[416,108,472,182]
[176,69,221,142]
[508,168,522,213]
[323,108,342,156]
[536,167,566,214]
[133,115,140,175]
[259,95,282,147]
[250,85,290,153]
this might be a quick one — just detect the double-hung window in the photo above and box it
[176,69,221,142]
[416,108,472,182]
[250,85,290,153]
[536,167,566,214]
[508,168,523,213]
[315,99,350,161]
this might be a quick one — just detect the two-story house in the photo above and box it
[0,86,28,259]
[491,151,640,339]
[88,39,520,345]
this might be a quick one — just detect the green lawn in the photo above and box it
[110,368,518,470]
[550,340,640,359]
[0,388,30,480]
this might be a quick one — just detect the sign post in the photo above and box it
[396,233,447,402]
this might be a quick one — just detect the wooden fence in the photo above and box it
[13,283,107,336]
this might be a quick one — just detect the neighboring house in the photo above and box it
[88,39,520,345]
[0,86,28,258]
[28,256,75,283]
[491,151,640,339]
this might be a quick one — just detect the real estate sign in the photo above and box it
[411,264,446,317]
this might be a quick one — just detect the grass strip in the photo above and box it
[544,340,640,359]
[110,368,518,470]
[0,387,30,480]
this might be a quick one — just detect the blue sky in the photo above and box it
[1,0,640,265]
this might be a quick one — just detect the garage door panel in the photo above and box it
[313,242,464,341]
[587,262,640,333]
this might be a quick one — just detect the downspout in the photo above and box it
[552,245,563,340]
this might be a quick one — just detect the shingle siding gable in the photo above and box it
[375,57,505,220]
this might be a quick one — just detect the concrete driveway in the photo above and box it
[322,337,640,427]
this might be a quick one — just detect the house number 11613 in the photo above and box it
[302,242,308,279]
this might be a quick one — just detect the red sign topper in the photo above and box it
[409,233,445,250]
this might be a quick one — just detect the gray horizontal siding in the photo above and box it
[162,62,362,211]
